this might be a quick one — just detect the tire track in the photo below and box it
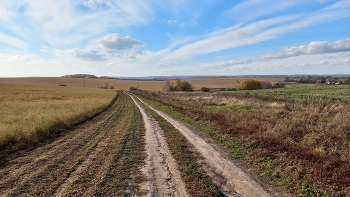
[133,95,283,197]
[128,93,188,197]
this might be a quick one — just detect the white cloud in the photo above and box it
[226,0,305,22]
[0,0,156,52]
[0,33,27,49]
[113,49,146,59]
[343,58,350,64]
[161,1,350,61]
[168,20,177,24]
[156,62,180,68]
[0,54,32,62]
[81,0,114,9]
[99,33,144,51]
[65,48,106,61]
[162,15,298,61]
[261,38,350,60]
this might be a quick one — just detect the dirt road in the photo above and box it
[128,92,188,197]
[132,94,287,197]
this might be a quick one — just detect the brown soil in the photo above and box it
[129,93,188,197]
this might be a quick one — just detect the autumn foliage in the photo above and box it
[237,79,262,90]
[163,79,193,91]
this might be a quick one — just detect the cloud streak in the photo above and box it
[261,38,350,59]
[161,0,350,61]
[65,48,106,61]
[0,33,27,49]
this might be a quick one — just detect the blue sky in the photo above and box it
[0,0,350,77]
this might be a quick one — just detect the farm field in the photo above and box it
[2,77,348,196]
[220,84,350,103]
[0,89,284,196]
[1,79,287,196]
[0,77,164,91]
[0,76,285,91]
[0,83,117,150]
[131,84,350,196]
[0,91,147,196]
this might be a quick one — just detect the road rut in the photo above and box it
[133,94,286,197]
[128,92,188,197]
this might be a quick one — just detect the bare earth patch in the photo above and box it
[129,93,188,197]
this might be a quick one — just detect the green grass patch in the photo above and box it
[219,84,350,103]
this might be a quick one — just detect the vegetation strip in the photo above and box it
[134,95,224,197]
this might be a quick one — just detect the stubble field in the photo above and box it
[0,83,116,150]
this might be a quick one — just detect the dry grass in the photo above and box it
[0,83,116,149]
[132,87,350,196]
[0,77,164,91]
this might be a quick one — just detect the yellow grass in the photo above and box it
[0,83,116,149]
[0,77,164,91]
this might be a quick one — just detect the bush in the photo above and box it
[272,82,286,88]
[129,86,138,91]
[201,87,210,92]
[260,81,272,89]
[238,79,262,90]
[164,79,193,91]
[163,80,174,91]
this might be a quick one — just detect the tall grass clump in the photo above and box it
[0,83,116,150]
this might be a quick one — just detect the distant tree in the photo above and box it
[238,79,262,90]
[167,79,193,91]
[129,86,138,91]
[260,81,272,89]
[201,87,210,92]
[338,78,348,84]
[326,78,334,83]
[272,82,286,88]
[163,80,172,91]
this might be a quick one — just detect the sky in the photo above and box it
[0,0,350,77]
